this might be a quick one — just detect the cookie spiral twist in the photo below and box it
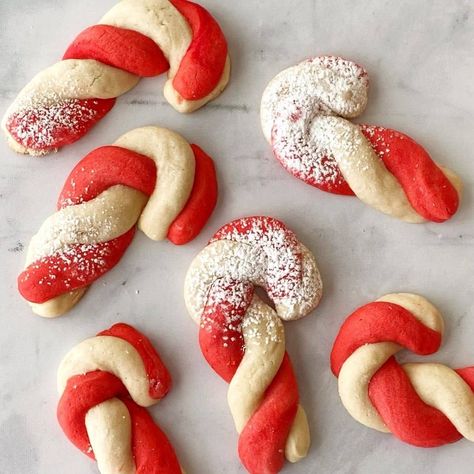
[3,0,230,155]
[331,293,474,447]
[57,323,182,474]
[184,216,323,473]
[18,126,217,317]
[261,56,462,223]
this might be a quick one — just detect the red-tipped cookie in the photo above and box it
[3,0,230,155]
[18,126,218,318]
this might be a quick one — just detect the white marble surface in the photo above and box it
[1,0,473,473]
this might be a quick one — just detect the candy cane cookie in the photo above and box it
[331,293,474,446]
[3,0,230,155]
[261,56,462,223]
[18,126,218,317]
[184,216,323,473]
[57,323,182,473]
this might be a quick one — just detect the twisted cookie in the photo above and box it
[3,0,230,155]
[57,323,182,473]
[261,56,462,223]
[185,216,322,473]
[331,293,474,447]
[18,126,217,317]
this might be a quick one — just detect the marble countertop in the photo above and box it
[1,0,473,473]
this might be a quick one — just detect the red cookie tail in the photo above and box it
[199,274,301,473]
[272,117,459,221]
[168,144,218,245]
[369,357,461,446]
[239,353,299,474]
[5,98,115,155]
[18,229,135,304]
[362,125,460,222]
[170,0,228,99]
[123,399,182,474]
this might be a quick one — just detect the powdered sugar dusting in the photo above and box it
[28,212,112,265]
[4,72,118,155]
[23,242,113,291]
[20,185,146,306]
[272,98,346,188]
[261,56,369,192]
[199,277,248,350]
[199,276,285,351]
[186,218,314,461]
[6,97,101,154]
[26,187,142,264]
[361,124,396,158]
[3,56,138,155]
[262,57,438,222]
[185,216,322,331]
[211,216,311,309]
[309,116,370,173]
[241,296,284,349]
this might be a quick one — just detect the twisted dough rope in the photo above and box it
[18,126,217,317]
[261,56,462,223]
[184,216,323,473]
[3,0,230,156]
[57,323,182,474]
[331,293,474,447]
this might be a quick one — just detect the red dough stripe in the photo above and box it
[63,25,170,77]
[122,398,181,473]
[361,126,459,222]
[239,354,299,474]
[368,357,461,446]
[168,144,218,245]
[199,280,251,382]
[99,323,172,399]
[57,146,156,208]
[170,0,228,99]
[330,301,442,376]
[18,229,135,304]
[271,134,353,196]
